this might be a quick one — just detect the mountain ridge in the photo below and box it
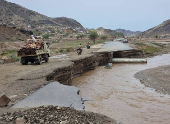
[115,29,141,37]
[138,19,170,38]
[0,0,84,29]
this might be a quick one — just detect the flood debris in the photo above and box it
[1,105,117,124]
[0,93,11,107]
[104,63,113,69]
[15,117,25,124]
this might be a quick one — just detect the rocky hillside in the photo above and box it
[96,27,124,38]
[115,29,141,37]
[138,19,170,38]
[53,17,83,29]
[0,0,84,29]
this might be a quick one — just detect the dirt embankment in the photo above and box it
[0,25,29,42]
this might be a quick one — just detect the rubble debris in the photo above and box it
[104,63,112,69]
[0,93,11,107]
[16,117,25,124]
[1,105,117,124]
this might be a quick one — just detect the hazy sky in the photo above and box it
[6,0,170,31]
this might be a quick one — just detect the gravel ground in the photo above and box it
[0,105,117,124]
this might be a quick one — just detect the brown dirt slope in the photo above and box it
[0,25,29,42]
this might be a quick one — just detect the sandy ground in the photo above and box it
[135,65,170,95]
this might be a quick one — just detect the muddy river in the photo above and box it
[72,54,170,124]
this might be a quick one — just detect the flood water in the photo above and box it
[72,54,170,124]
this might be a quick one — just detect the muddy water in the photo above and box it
[72,54,170,124]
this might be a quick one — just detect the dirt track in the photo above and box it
[0,46,100,90]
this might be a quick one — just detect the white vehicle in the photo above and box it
[123,39,128,43]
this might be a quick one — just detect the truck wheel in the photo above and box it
[22,61,28,65]
[36,61,41,65]
[36,56,42,65]
[36,60,41,65]
[45,55,49,62]
[30,60,34,64]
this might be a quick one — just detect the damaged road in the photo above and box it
[12,82,84,110]
[0,46,118,123]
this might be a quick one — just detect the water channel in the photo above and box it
[72,54,170,124]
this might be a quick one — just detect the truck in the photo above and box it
[17,39,50,65]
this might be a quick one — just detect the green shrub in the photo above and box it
[66,49,70,52]
[152,43,165,48]
[79,34,85,39]
[59,49,64,53]
[100,35,108,41]
[42,34,50,39]
[52,40,56,43]
[35,32,42,36]
[142,46,160,54]
[76,35,80,39]
[97,40,106,43]
[14,56,20,61]
[7,50,17,53]
[1,52,9,56]
[89,31,98,43]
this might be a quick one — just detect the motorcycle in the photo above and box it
[77,48,82,55]
[87,44,90,49]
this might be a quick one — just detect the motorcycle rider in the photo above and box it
[87,42,90,49]
[77,43,82,53]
